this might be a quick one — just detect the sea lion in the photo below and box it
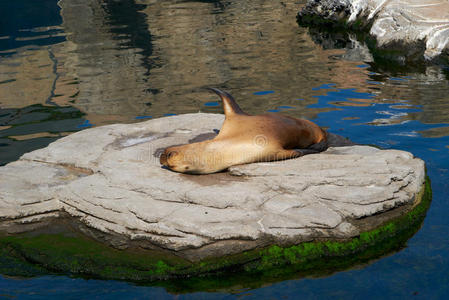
[160,88,327,174]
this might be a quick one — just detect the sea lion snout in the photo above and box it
[160,147,196,172]
[159,151,167,166]
[159,149,178,167]
[160,144,213,174]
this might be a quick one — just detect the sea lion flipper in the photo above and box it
[294,149,319,155]
[208,88,246,117]
[272,149,303,161]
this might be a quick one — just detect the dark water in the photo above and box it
[1,0,449,298]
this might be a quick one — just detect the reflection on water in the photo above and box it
[54,0,154,124]
[0,104,85,163]
[1,0,449,298]
[305,27,449,127]
[0,0,65,56]
[2,0,449,127]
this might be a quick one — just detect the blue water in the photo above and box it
[253,91,275,96]
[0,0,64,56]
[204,101,220,107]
[1,0,449,298]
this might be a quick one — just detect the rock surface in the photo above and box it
[0,113,425,261]
[297,0,449,61]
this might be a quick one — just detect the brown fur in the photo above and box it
[160,88,327,174]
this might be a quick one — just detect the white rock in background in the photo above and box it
[298,0,449,60]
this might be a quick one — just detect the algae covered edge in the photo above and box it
[0,177,432,292]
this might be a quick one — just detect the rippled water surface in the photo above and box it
[1,0,449,298]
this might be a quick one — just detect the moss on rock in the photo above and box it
[0,178,431,291]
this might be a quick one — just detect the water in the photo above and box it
[0,0,449,298]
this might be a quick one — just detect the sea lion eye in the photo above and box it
[167,151,176,159]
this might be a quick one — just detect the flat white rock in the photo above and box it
[0,113,425,260]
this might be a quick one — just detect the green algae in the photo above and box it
[0,178,432,292]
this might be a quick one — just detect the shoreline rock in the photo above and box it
[0,113,430,282]
[297,0,449,63]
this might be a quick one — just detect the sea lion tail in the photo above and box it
[208,88,246,117]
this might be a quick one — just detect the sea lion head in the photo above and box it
[160,144,212,174]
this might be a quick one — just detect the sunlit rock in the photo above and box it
[0,113,426,262]
[298,0,449,61]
